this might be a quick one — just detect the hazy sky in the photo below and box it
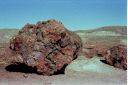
[0,0,126,30]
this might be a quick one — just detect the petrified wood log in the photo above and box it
[104,45,127,70]
[10,20,82,75]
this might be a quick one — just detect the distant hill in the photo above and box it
[0,26,127,43]
[75,26,127,35]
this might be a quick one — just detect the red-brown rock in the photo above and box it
[10,20,82,75]
[83,45,109,58]
[104,45,127,70]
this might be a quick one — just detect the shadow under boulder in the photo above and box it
[5,62,66,75]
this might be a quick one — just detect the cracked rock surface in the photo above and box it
[104,45,127,70]
[10,20,82,75]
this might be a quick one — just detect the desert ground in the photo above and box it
[0,26,127,85]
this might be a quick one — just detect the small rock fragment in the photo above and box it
[104,45,127,70]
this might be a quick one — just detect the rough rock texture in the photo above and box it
[104,45,127,70]
[83,45,109,58]
[10,20,82,75]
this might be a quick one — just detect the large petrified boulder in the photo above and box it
[10,20,82,75]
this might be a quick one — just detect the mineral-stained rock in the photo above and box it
[83,45,109,58]
[10,20,82,75]
[104,45,127,70]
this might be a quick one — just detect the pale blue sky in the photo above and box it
[0,0,126,30]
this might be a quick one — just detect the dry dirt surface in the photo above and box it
[0,26,127,85]
[0,66,126,85]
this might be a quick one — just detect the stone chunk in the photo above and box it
[104,45,127,70]
[10,20,82,75]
